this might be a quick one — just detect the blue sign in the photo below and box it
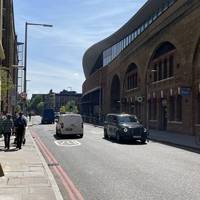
[180,87,191,96]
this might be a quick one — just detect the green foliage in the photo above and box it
[60,106,66,113]
[65,101,78,113]
[15,105,21,113]
[26,99,31,112]
[0,69,14,98]
[29,95,43,113]
[37,102,44,115]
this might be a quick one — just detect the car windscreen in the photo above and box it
[118,116,138,123]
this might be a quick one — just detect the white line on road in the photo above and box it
[55,140,81,147]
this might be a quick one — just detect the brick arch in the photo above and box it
[193,37,200,66]
[192,37,200,126]
[193,38,200,82]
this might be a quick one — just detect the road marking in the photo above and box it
[55,140,81,147]
[31,131,84,200]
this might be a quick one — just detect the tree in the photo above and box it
[37,102,44,115]
[65,100,78,113]
[60,106,66,113]
[15,105,21,113]
[29,95,43,114]
[0,69,14,98]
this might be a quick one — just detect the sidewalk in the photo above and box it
[0,127,64,200]
[149,129,200,151]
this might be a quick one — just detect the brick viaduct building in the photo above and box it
[81,0,200,135]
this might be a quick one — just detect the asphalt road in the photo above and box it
[30,116,200,200]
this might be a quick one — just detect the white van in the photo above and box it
[56,113,83,138]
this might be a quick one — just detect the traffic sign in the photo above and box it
[20,92,27,99]
[180,87,191,96]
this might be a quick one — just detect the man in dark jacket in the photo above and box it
[2,114,14,150]
[16,112,27,149]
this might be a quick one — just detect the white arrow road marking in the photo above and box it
[55,140,81,147]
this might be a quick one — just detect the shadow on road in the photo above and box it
[150,139,200,154]
[102,137,147,145]
[53,134,83,140]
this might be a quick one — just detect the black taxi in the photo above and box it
[104,113,148,143]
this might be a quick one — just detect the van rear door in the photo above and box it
[63,115,83,134]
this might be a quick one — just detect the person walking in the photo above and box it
[0,112,5,138]
[28,112,32,122]
[13,112,19,144]
[16,112,27,149]
[2,114,14,150]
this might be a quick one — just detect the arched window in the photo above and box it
[125,63,138,90]
[150,42,176,82]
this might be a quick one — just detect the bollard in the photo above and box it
[0,163,4,177]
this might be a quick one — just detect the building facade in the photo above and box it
[0,0,18,114]
[55,90,82,112]
[82,0,200,135]
[32,90,82,113]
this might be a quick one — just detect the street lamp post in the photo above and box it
[24,22,53,95]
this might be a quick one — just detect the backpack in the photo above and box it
[17,117,26,128]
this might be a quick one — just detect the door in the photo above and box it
[160,99,167,130]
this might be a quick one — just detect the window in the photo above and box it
[169,96,175,121]
[149,17,153,25]
[135,73,138,87]
[148,99,152,120]
[152,98,157,120]
[127,73,137,90]
[137,28,141,35]
[102,1,176,67]
[128,35,132,43]
[163,59,168,79]
[126,36,129,47]
[153,64,157,82]
[144,21,148,28]
[153,13,157,21]
[176,95,182,121]
[140,24,144,32]
[131,32,135,41]
[169,55,174,77]
[158,61,162,80]
[135,30,138,38]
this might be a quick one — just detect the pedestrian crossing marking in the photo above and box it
[55,140,81,147]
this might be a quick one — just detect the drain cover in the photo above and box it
[48,163,59,167]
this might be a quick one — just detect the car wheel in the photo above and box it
[116,132,121,143]
[56,129,60,137]
[104,129,108,139]
[141,139,146,144]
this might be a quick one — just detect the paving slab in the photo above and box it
[0,128,64,200]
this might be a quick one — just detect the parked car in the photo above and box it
[104,113,148,143]
[56,113,83,138]
[41,109,55,124]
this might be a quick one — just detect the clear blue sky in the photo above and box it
[13,0,147,97]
